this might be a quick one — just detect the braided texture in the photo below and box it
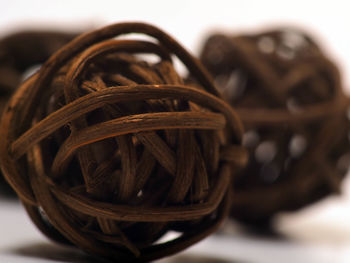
[0,30,77,194]
[200,28,350,226]
[0,23,245,261]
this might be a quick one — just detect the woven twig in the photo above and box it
[0,22,246,261]
[0,30,77,194]
[200,28,350,226]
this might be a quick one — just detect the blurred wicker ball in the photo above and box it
[0,23,246,261]
[200,28,350,226]
[0,30,77,195]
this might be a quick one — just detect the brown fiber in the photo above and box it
[0,30,77,194]
[200,28,350,226]
[0,23,246,261]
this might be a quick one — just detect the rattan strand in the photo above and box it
[200,28,350,226]
[0,23,247,261]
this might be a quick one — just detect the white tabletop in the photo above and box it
[2,175,350,263]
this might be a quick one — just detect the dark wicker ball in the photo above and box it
[0,30,77,195]
[200,28,350,226]
[0,23,246,262]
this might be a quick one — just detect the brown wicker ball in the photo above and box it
[0,30,77,195]
[0,23,246,262]
[200,28,350,226]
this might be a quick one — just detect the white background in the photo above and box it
[1,0,350,90]
[1,1,350,262]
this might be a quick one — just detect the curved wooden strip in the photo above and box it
[12,84,241,159]
[50,164,231,222]
[13,22,219,136]
[51,111,225,177]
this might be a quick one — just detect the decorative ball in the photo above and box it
[200,28,350,226]
[0,30,77,195]
[0,23,246,261]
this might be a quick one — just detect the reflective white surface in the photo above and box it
[1,176,350,263]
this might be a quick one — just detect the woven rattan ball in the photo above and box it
[0,23,246,261]
[0,30,77,195]
[200,28,350,226]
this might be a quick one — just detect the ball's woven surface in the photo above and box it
[0,30,77,195]
[200,28,350,226]
[0,23,246,261]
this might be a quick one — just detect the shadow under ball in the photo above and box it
[200,28,350,227]
[0,23,246,262]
